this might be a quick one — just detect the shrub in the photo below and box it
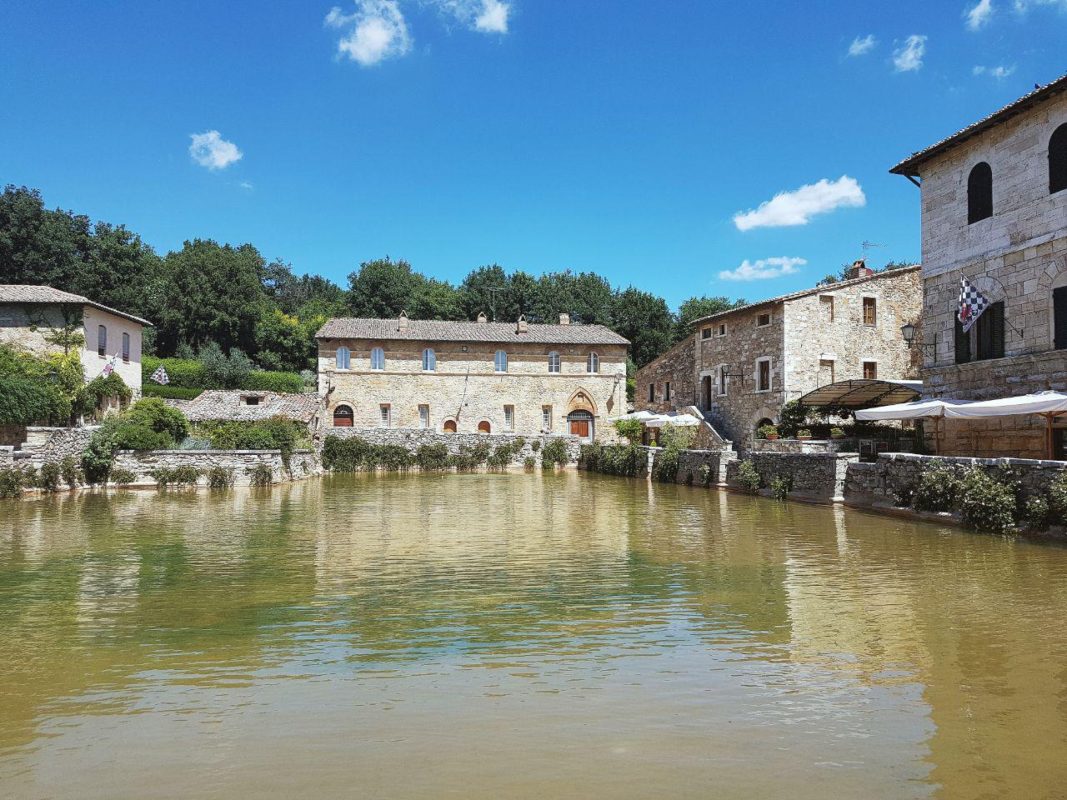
[541,438,570,469]
[487,445,514,471]
[770,474,793,500]
[451,441,491,471]
[415,444,450,471]
[124,397,190,444]
[37,462,62,492]
[142,356,206,389]
[1023,495,1051,531]
[378,445,413,471]
[512,436,526,451]
[0,375,70,425]
[736,460,761,493]
[74,373,132,418]
[1047,472,1067,522]
[195,418,306,458]
[81,430,116,485]
[240,370,305,393]
[777,400,809,438]
[109,467,137,485]
[699,463,713,486]
[0,468,25,499]
[912,462,963,513]
[531,440,541,452]
[205,466,235,489]
[756,424,778,440]
[322,436,371,471]
[651,424,694,483]
[523,456,536,471]
[150,466,198,488]
[247,463,273,487]
[958,468,1017,534]
[830,427,845,438]
[198,343,253,389]
[60,457,79,489]
[141,385,203,400]
[613,418,644,444]
[796,429,812,439]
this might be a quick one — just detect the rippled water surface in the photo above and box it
[2,472,1067,799]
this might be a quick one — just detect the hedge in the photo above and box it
[142,385,203,400]
[141,356,303,393]
[0,375,70,425]
[239,370,304,393]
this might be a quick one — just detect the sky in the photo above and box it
[1,1,1065,311]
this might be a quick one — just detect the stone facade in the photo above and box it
[892,80,1067,458]
[317,315,628,442]
[113,449,321,486]
[726,452,857,502]
[635,267,922,446]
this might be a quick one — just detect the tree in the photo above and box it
[410,278,462,320]
[534,270,614,325]
[254,307,322,372]
[459,264,515,321]
[675,295,744,341]
[611,287,675,367]
[347,258,421,318]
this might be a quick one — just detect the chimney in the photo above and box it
[516,314,528,334]
[397,310,409,332]
[559,312,570,325]
[477,311,488,323]
[847,259,874,280]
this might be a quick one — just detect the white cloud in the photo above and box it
[325,0,412,67]
[718,257,807,282]
[239,181,254,191]
[848,34,876,56]
[965,0,994,30]
[433,0,511,34]
[892,34,927,72]
[732,176,866,232]
[973,64,1016,78]
[188,131,243,170]
[1013,0,1067,11]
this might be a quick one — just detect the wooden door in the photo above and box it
[569,419,590,438]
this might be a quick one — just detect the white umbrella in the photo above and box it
[649,413,701,427]
[855,398,966,421]
[943,391,1067,459]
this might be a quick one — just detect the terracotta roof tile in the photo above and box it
[316,317,630,346]
[0,284,153,326]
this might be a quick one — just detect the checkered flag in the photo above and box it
[150,365,170,385]
[958,276,990,334]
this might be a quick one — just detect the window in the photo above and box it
[819,359,835,385]
[379,404,391,427]
[1050,123,1067,195]
[718,323,727,337]
[820,296,835,323]
[121,332,130,363]
[494,350,508,373]
[967,161,993,224]
[542,405,553,432]
[862,361,878,380]
[504,405,515,431]
[975,301,1005,361]
[701,327,711,339]
[954,317,971,364]
[548,351,560,373]
[333,405,354,427]
[756,358,771,392]
[665,381,671,401]
[443,419,457,433]
[335,346,350,370]
[648,383,655,402]
[587,352,599,373]
[1054,285,1067,350]
[422,348,436,371]
[757,313,771,327]
[419,404,429,429]
[243,396,260,406]
[97,325,107,358]
[718,365,728,396]
[371,346,384,370]
[862,297,877,326]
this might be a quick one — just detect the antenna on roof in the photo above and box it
[487,286,506,322]
[861,240,883,262]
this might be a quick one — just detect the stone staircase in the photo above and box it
[680,406,734,451]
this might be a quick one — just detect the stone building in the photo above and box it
[315,312,628,441]
[890,75,1067,458]
[636,264,922,445]
[0,284,149,397]
[171,390,323,428]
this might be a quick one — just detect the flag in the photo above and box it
[958,276,990,334]
[150,365,170,385]
[102,360,114,377]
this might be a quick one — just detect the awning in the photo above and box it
[645,412,702,427]
[942,391,1067,419]
[855,399,968,421]
[797,379,922,409]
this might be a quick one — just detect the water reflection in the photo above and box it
[1,473,1066,798]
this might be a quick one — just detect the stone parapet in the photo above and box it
[727,452,859,502]
[316,428,582,467]
[748,438,857,454]
[113,449,321,486]
[674,449,738,487]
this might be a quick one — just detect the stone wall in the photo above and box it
[673,449,737,487]
[635,334,696,412]
[316,428,583,467]
[21,426,96,463]
[112,449,321,486]
[748,438,858,454]
[726,452,858,502]
[0,425,26,448]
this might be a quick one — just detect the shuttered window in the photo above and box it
[954,317,971,364]
[1050,123,1067,195]
[1054,286,1067,350]
[968,162,993,224]
[975,301,1004,361]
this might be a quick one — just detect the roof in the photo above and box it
[176,391,322,424]
[316,317,630,346]
[890,73,1067,176]
[796,379,922,409]
[688,265,921,327]
[0,284,153,326]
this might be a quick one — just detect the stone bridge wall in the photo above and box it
[726,452,858,502]
[112,449,321,487]
[316,428,582,466]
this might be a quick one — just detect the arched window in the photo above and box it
[548,351,560,373]
[443,419,457,433]
[335,346,350,370]
[1050,123,1067,195]
[477,420,491,434]
[97,325,107,357]
[121,332,130,363]
[967,162,993,224]
[332,405,354,427]
[422,348,436,371]
[494,350,508,373]
[587,352,599,373]
[371,346,384,370]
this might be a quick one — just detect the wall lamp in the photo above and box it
[901,323,937,353]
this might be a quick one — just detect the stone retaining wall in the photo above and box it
[674,449,738,486]
[748,438,856,454]
[23,426,96,460]
[726,452,858,502]
[112,449,321,487]
[316,428,582,466]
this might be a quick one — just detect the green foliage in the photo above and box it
[830,427,845,438]
[912,462,963,513]
[415,444,450,471]
[37,462,62,492]
[451,441,492,471]
[81,431,116,485]
[736,460,761,493]
[699,463,713,486]
[142,356,206,388]
[649,425,694,483]
[611,286,674,367]
[613,418,643,445]
[796,429,812,439]
[1023,495,1051,531]
[194,418,306,455]
[75,372,131,418]
[540,438,570,470]
[756,424,778,440]
[321,436,371,471]
[531,440,541,452]
[141,385,203,400]
[109,467,137,485]
[0,467,26,498]
[124,397,189,444]
[206,467,235,489]
[958,468,1017,534]
[239,370,304,393]
[1047,472,1067,522]
[81,399,190,484]
[580,442,644,477]
[770,474,793,500]
[151,466,201,489]
[523,456,536,471]
[198,342,253,389]
[60,456,79,489]
[254,307,322,372]
[247,464,274,487]
[0,375,70,425]
[675,296,745,341]
[378,445,414,471]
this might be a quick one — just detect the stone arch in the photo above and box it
[477,420,492,434]
[332,404,354,427]
[442,419,457,433]
[566,388,598,416]
[750,406,778,433]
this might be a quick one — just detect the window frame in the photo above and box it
[717,364,728,397]
[967,161,993,224]
[647,383,655,403]
[335,346,351,370]
[504,404,515,432]
[718,323,727,337]
[975,301,1005,361]
[701,327,711,340]
[587,352,599,373]
[1049,123,1067,195]
[756,313,771,328]
[494,349,508,373]
[121,332,130,363]
[421,348,436,372]
[542,405,553,432]
[755,357,772,393]
[370,346,384,370]
[332,404,354,427]
[97,325,107,358]
[548,351,561,373]
[418,404,430,429]
[379,403,392,428]
[862,360,878,380]
[862,296,877,327]
[664,381,671,402]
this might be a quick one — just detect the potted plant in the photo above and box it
[797,428,812,441]
[830,427,845,439]
[758,424,779,441]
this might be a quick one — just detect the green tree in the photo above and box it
[254,308,323,372]
[611,287,675,367]
[675,295,744,341]
[347,258,421,318]
[459,264,516,321]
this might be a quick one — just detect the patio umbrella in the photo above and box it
[943,391,1067,459]
[854,399,968,454]
[646,412,702,427]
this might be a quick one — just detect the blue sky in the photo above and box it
[1,1,1064,310]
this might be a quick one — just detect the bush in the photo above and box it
[699,463,713,486]
[777,400,809,438]
[650,424,694,483]
[60,457,79,489]
[142,356,206,389]
[322,436,372,471]
[451,441,491,471]
[613,418,644,444]
[770,474,793,500]
[958,468,1017,534]
[151,466,200,489]
[198,343,253,389]
[756,424,778,440]
[207,466,235,489]
[0,468,25,499]
[523,456,536,471]
[378,445,413,471]
[141,385,203,400]
[247,463,273,487]
[541,438,570,470]
[109,467,137,485]
[82,431,116,485]
[415,443,450,471]
[1023,495,1051,531]
[796,429,812,439]
[240,370,305,393]
[37,462,62,492]
[124,397,190,444]
[736,459,761,493]
[0,375,70,425]
[75,373,131,418]
[830,427,845,438]
[1047,472,1067,522]
[195,418,306,457]
[531,440,541,452]
[912,462,963,513]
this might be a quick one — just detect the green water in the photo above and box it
[1,472,1066,799]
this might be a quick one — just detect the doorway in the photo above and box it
[568,410,594,442]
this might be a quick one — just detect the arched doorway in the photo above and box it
[477,420,491,434]
[567,410,594,442]
[755,417,774,432]
[443,419,457,433]
[333,404,354,427]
